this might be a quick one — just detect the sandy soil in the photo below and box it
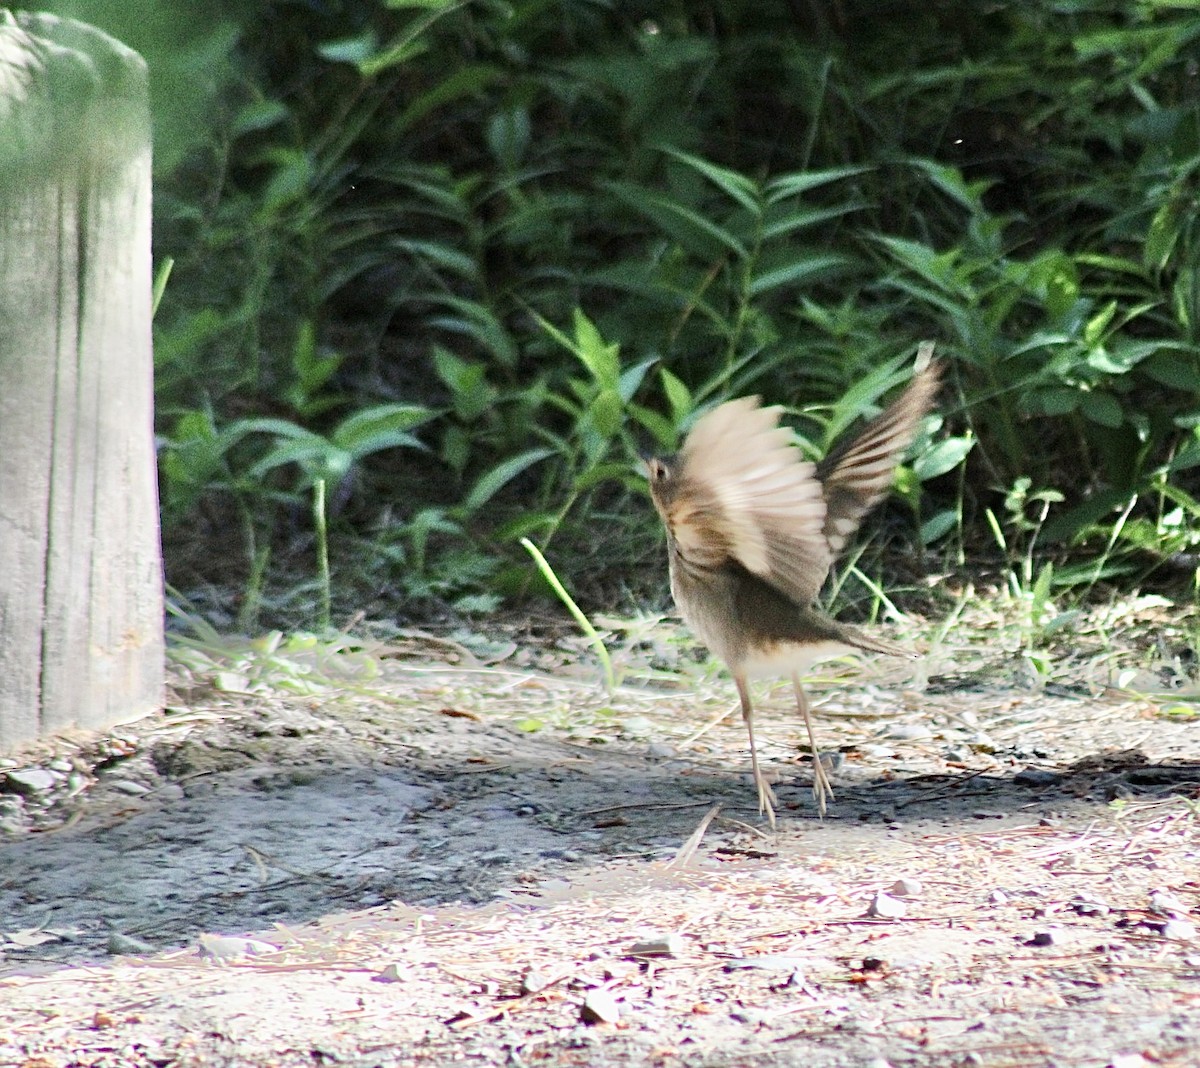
[0,618,1198,1067]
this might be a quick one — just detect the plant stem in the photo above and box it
[314,479,331,631]
[520,537,616,694]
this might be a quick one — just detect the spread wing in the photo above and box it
[666,396,833,605]
[816,355,943,557]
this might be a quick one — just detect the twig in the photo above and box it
[668,804,721,869]
[678,701,738,747]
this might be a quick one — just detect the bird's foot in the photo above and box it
[753,768,778,831]
[810,753,834,819]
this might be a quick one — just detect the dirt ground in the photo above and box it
[1,609,1199,1068]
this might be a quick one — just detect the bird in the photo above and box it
[646,346,942,827]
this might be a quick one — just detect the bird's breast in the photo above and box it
[739,638,854,679]
[667,550,745,666]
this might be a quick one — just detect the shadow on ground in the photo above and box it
[3,685,1198,977]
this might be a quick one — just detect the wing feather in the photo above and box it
[816,359,943,556]
[667,396,832,605]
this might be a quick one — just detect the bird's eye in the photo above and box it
[646,458,669,482]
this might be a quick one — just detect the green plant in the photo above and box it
[984,478,1080,672]
[42,0,1199,622]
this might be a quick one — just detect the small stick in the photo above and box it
[668,803,722,869]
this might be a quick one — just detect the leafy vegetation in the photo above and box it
[20,0,1200,628]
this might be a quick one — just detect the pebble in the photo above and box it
[110,780,151,796]
[646,743,677,760]
[2,769,58,795]
[107,932,156,956]
[866,892,907,919]
[859,744,896,759]
[196,933,278,961]
[883,723,932,741]
[627,933,686,958]
[1109,1055,1151,1068]
[1028,927,1071,947]
[1149,890,1187,918]
[48,759,73,773]
[603,960,638,981]
[724,954,806,973]
[1013,768,1062,787]
[1160,919,1195,942]
[729,1007,771,1026]
[580,988,620,1024]
[890,877,922,898]
[1071,895,1110,917]
[539,847,582,862]
[817,750,843,772]
[521,968,552,994]
[373,963,410,983]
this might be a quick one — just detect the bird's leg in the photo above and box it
[792,673,833,817]
[734,673,776,829]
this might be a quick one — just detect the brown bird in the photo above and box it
[646,346,942,826]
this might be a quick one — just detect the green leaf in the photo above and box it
[760,203,867,241]
[434,348,494,421]
[660,368,692,425]
[1142,349,1200,390]
[877,236,969,298]
[331,404,435,456]
[765,165,871,202]
[1079,391,1124,428]
[600,180,749,260]
[572,461,632,491]
[396,63,504,132]
[912,436,974,480]
[318,32,377,65]
[251,436,350,482]
[905,158,990,213]
[661,147,761,215]
[572,308,621,388]
[1083,301,1118,346]
[231,100,290,138]
[1030,388,1081,417]
[619,357,657,402]
[394,239,480,281]
[430,297,518,366]
[919,509,959,545]
[358,40,427,77]
[628,403,677,451]
[1145,198,1182,271]
[258,149,313,213]
[462,448,555,513]
[749,253,851,296]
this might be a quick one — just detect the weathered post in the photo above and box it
[0,11,164,747]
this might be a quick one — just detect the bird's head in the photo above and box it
[642,454,679,515]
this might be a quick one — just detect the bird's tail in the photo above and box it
[835,621,918,659]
